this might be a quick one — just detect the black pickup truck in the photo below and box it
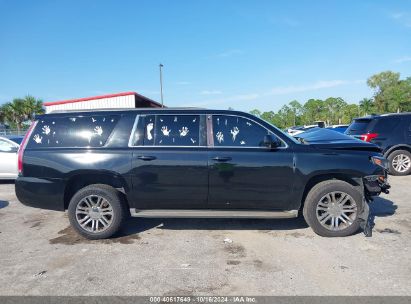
[15,109,390,239]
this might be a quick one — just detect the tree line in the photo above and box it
[250,71,411,129]
[1,71,410,132]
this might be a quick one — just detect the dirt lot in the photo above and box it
[0,176,410,296]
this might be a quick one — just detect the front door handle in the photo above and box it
[212,156,232,162]
[137,155,157,161]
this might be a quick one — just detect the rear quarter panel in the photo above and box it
[18,149,133,210]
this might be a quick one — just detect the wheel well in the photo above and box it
[385,145,411,158]
[299,174,361,211]
[64,172,129,210]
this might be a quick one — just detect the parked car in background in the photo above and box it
[4,135,24,145]
[287,125,318,136]
[326,124,349,134]
[287,121,326,136]
[345,113,411,176]
[15,109,389,239]
[0,136,20,179]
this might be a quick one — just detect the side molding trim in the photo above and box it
[129,209,298,219]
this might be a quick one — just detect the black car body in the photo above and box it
[345,113,411,175]
[15,109,389,239]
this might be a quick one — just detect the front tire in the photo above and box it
[68,184,127,240]
[303,180,363,237]
[388,150,411,176]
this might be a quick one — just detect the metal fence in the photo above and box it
[0,129,27,136]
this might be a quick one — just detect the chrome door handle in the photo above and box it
[212,156,232,162]
[137,155,157,161]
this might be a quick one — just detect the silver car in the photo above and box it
[0,136,21,179]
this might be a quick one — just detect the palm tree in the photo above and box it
[2,99,26,132]
[23,95,44,120]
[359,98,374,116]
[1,96,44,133]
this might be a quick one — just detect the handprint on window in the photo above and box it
[42,125,51,135]
[179,127,189,137]
[216,131,224,143]
[161,126,171,136]
[33,134,43,144]
[146,123,154,141]
[94,126,103,136]
[230,127,239,142]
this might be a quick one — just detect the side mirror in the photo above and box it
[263,134,281,149]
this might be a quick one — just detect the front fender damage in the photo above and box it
[359,197,372,237]
[359,175,391,237]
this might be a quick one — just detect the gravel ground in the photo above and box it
[0,176,410,296]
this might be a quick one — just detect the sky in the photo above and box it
[0,0,410,112]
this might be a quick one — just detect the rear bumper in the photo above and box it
[15,177,65,211]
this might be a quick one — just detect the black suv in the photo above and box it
[345,113,411,176]
[16,109,389,239]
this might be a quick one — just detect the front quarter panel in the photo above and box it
[290,146,385,210]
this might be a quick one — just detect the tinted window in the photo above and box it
[8,137,23,145]
[27,115,119,148]
[212,115,269,147]
[0,139,15,152]
[142,115,200,146]
[130,115,145,146]
[373,117,400,133]
[346,119,373,134]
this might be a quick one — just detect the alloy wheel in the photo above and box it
[316,191,357,231]
[392,154,411,173]
[75,195,114,233]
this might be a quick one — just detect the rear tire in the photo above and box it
[387,150,411,176]
[303,180,363,237]
[68,184,127,240]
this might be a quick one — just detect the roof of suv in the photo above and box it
[356,112,411,119]
[36,108,255,118]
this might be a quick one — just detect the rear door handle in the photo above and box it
[212,156,232,162]
[137,155,157,161]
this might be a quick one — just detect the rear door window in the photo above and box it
[27,115,120,148]
[140,114,201,147]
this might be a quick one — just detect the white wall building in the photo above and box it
[44,92,162,113]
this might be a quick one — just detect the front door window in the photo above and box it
[212,115,270,147]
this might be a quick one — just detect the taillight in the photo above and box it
[18,121,37,175]
[359,133,378,142]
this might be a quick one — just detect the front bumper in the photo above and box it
[364,175,390,196]
[359,174,390,237]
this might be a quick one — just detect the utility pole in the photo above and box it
[159,63,164,107]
